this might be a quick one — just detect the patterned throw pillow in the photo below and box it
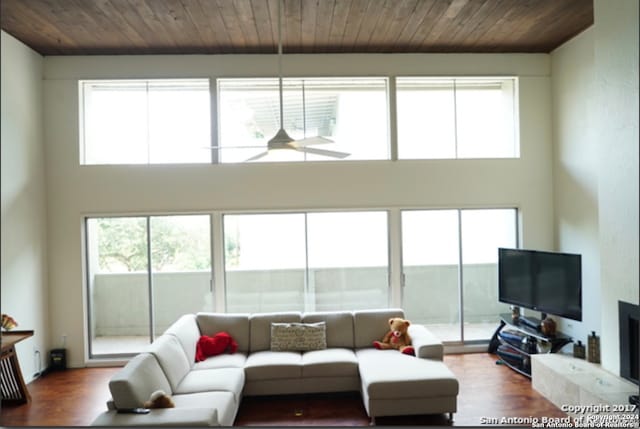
[270,322,327,351]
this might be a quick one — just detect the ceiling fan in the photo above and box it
[213,0,349,162]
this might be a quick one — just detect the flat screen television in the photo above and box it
[498,248,582,322]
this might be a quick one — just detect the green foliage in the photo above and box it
[96,217,210,272]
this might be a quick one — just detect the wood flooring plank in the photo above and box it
[0,354,566,427]
[0,368,117,427]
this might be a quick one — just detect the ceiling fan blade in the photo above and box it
[296,146,350,159]
[294,136,334,147]
[245,151,270,162]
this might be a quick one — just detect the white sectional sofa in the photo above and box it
[91,308,459,426]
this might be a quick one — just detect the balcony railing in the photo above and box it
[89,264,508,355]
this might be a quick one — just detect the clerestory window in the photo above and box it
[396,77,518,159]
[79,76,518,164]
[217,77,389,163]
[79,79,211,165]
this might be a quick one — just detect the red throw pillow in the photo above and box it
[195,331,238,362]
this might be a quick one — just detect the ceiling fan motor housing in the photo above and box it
[267,128,295,148]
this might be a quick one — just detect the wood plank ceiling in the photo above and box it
[0,0,593,56]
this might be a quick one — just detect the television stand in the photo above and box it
[488,314,572,378]
[518,315,543,331]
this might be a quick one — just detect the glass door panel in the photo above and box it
[86,217,150,356]
[460,209,517,341]
[223,214,306,312]
[401,210,460,342]
[150,215,212,338]
[306,212,389,311]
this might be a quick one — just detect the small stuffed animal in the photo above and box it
[373,317,415,355]
[195,331,238,362]
[143,390,175,409]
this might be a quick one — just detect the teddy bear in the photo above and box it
[143,390,175,409]
[373,317,415,355]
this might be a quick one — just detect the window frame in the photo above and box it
[84,213,214,359]
[79,78,213,165]
[79,75,519,165]
[216,76,391,163]
[395,76,520,160]
[221,209,392,313]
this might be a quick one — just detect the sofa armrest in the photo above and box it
[409,324,444,360]
[91,408,218,427]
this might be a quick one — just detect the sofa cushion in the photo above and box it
[196,312,250,353]
[172,391,237,426]
[356,348,459,399]
[163,314,200,365]
[302,311,355,348]
[108,353,172,410]
[271,322,327,351]
[174,367,245,402]
[353,308,405,349]
[244,350,302,380]
[249,312,301,352]
[301,348,359,378]
[192,352,247,370]
[146,335,192,392]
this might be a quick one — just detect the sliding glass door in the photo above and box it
[223,214,307,313]
[150,215,211,339]
[401,210,461,341]
[86,214,212,357]
[223,211,389,313]
[86,207,517,356]
[307,212,389,311]
[401,208,517,343]
[460,209,517,341]
[86,217,150,355]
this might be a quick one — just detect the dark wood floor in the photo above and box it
[1,353,566,426]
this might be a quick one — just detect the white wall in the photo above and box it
[550,28,600,346]
[551,0,639,376]
[42,53,555,367]
[1,31,50,382]
[593,0,639,374]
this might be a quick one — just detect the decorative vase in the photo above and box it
[588,331,601,363]
[510,305,520,321]
[540,317,556,336]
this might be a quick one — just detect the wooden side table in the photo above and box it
[1,330,34,404]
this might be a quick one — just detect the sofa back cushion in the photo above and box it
[196,312,250,353]
[164,314,201,364]
[147,335,192,392]
[302,311,354,348]
[109,353,172,410]
[249,312,301,352]
[353,308,405,349]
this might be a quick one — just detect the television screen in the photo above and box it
[498,248,582,321]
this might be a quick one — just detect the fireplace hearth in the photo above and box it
[618,300,639,386]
